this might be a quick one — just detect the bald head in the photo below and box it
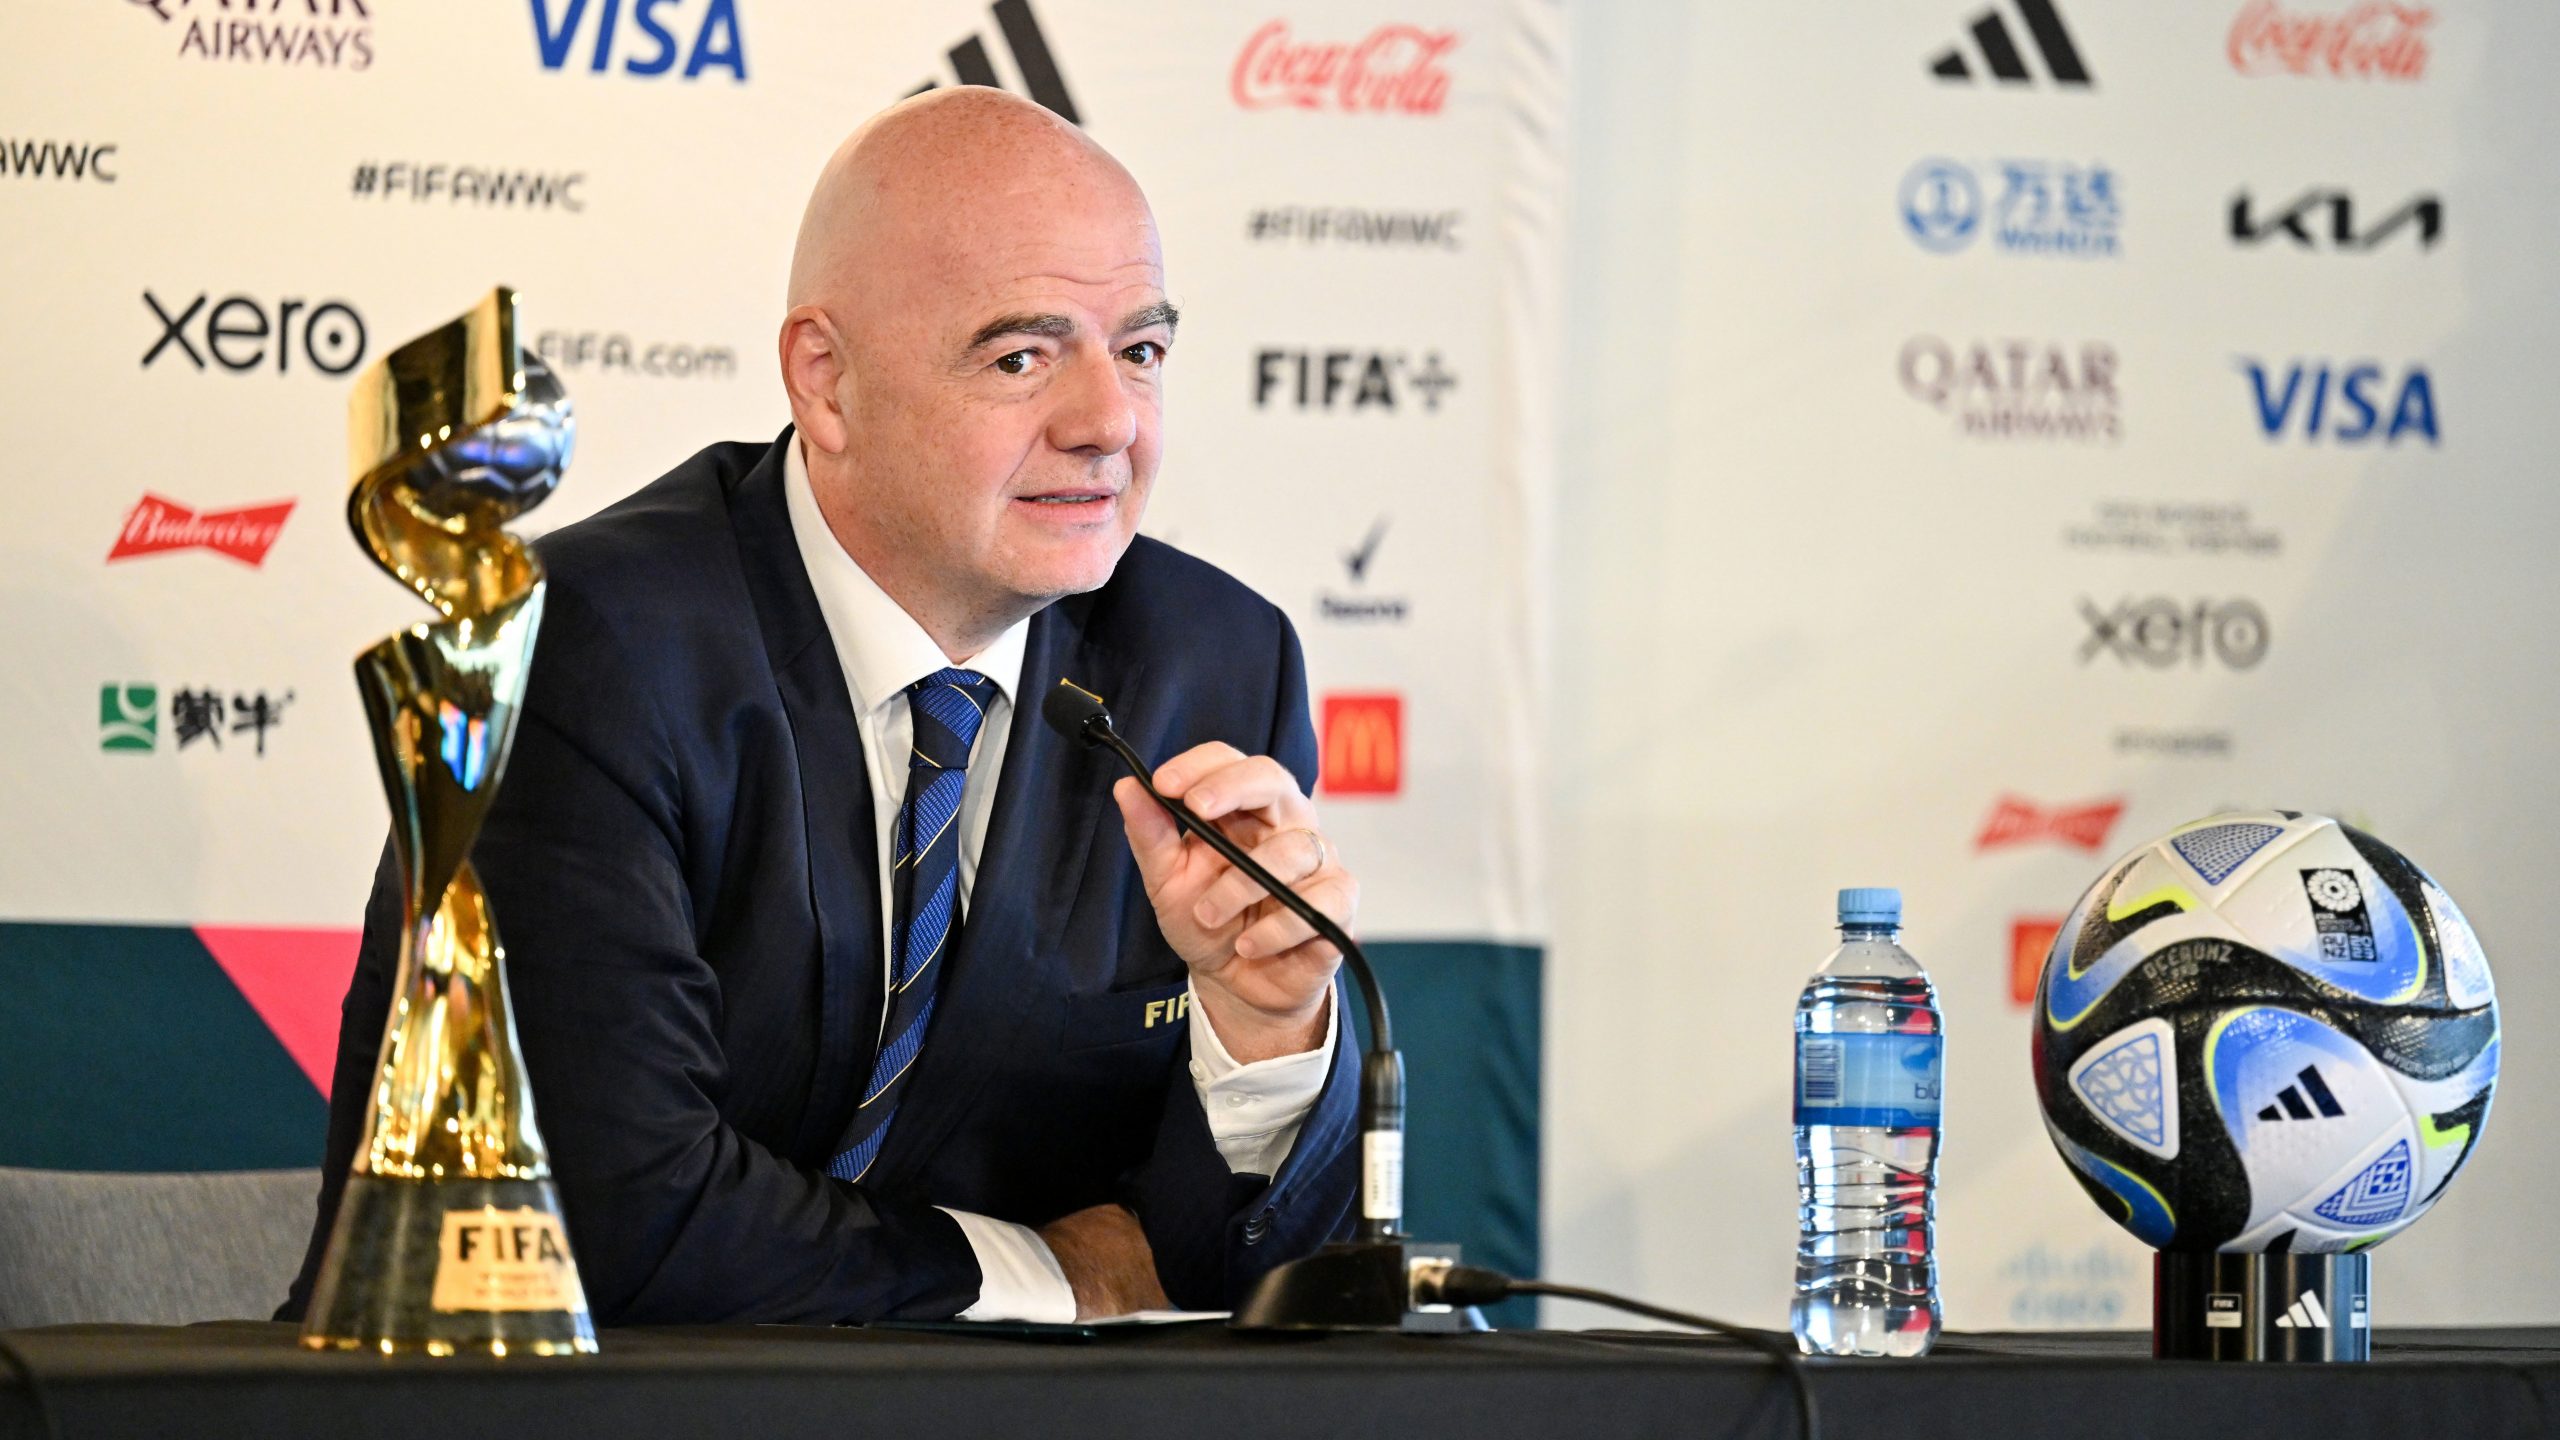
[776,88,1177,661]
[788,88,1150,312]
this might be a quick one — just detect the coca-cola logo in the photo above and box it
[1230,21,1457,115]
[106,494,295,567]
[2228,1,2431,79]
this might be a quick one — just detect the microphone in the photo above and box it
[1042,679,1477,1332]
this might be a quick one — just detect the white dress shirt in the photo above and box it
[781,439,1336,1321]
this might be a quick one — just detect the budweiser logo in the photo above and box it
[1231,21,1457,115]
[107,493,294,566]
[1977,796,2126,853]
[2228,1,2431,79]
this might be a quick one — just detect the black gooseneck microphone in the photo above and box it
[1041,678,1473,1331]
[1041,679,1827,1437]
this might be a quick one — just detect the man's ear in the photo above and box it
[779,306,852,452]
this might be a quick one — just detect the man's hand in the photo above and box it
[1113,742,1357,1063]
[1038,1204,1170,1320]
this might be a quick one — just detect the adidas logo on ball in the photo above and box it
[2255,1064,2346,1122]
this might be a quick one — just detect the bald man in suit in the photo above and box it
[284,88,1363,1326]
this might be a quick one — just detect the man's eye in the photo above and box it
[1121,342,1163,366]
[995,350,1036,375]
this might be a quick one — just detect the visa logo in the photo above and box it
[2243,360,2437,444]
[530,0,747,81]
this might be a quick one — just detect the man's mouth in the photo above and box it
[1017,489,1117,506]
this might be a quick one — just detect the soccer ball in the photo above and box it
[2031,811,2500,1253]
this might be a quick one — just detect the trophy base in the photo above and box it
[2153,1250,2369,1361]
[300,1173,599,1356]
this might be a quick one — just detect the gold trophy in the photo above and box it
[300,288,596,1356]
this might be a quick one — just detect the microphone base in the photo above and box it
[1229,1240,1488,1334]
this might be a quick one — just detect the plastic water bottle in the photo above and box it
[1791,887,1944,1357]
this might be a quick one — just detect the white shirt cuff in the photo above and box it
[940,1208,1077,1323]
[1185,983,1337,1176]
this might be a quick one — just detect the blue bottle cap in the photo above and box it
[1837,887,1903,927]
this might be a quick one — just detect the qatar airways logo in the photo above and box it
[2228,2,2431,80]
[128,0,376,69]
[108,494,295,567]
[1230,21,1457,115]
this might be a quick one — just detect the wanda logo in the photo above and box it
[2227,1,2431,79]
[1231,21,1457,115]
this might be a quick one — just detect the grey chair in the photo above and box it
[0,1168,319,1328]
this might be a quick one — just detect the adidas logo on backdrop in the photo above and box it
[910,0,1080,123]
[1929,0,2093,88]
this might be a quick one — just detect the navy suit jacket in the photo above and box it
[280,429,1359,1324]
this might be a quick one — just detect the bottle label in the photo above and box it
[1795,1032,1943,1127]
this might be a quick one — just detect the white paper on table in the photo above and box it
[1083,1310,1232,1325]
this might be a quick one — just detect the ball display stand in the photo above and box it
[2154,1251,2370,1361]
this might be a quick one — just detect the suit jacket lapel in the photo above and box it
[725,428,884,1159]
[873,596,1139,1185]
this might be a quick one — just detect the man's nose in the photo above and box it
[1048,349,1139,458]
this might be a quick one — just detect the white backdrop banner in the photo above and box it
[0,0,1560,1286]
[2,0,1556,939]
[1548,0,2557,1329]
[24,0,2548,1335]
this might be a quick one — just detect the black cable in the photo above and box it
[1419,1265,1816,1440]
[1044,678,1407,1244]
[1515,1282,1818,1440]
[0,1331,61,1440]
[1085,716,1391,1052]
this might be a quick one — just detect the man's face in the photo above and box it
[829,179,1172,624]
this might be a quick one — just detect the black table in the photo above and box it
[2,1322,2552,1440]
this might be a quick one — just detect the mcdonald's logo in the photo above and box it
[2011,916,2063,1007]
[1320,693,1402,797]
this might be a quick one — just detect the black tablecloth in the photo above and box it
[1,1322,2552,1440]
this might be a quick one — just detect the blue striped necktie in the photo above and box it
[829,667,997,1183]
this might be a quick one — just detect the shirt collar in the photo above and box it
[782,434,1028,717]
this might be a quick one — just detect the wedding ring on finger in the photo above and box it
[1285,827,1327,882]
